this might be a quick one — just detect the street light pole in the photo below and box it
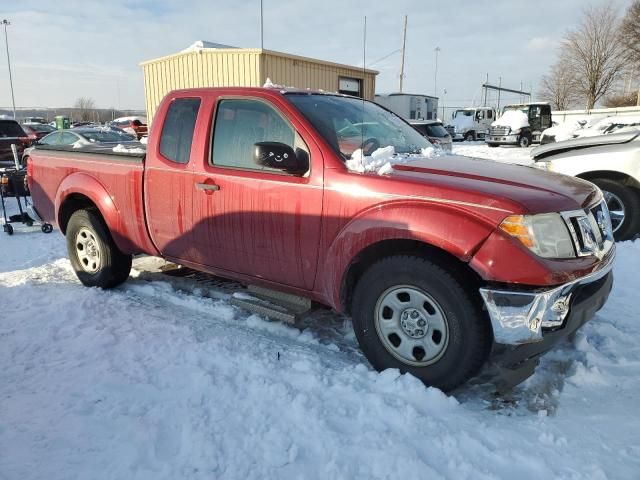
[2,19,16,119]
[434,46,440,98]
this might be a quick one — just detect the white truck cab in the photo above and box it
[487,103,552,148]
[445,107,496,141]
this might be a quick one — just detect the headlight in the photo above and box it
[533,161,552,171]
[499,213,576,258]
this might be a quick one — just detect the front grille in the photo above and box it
[562,200,613,257]
[490,126,510,136]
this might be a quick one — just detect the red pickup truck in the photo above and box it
[27,87,615,391]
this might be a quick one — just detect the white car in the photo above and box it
[541,115,640,144]
[532,131,640,240]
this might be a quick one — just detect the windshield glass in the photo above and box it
[78,129,135,143]
[424,123,448,137]
[286,94,430,159]
[454,110,475,118]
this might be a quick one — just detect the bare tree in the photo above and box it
[562,3,625,109]
[620,0,640,67]
[539,55,580,110]
[603,90,638,107]
[73,97,96,121]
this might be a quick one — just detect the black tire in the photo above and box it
[591,178,640,241]
[518,134,531,148]
[4,224,13,235]
[351,255,492,392]
[487,143,499,148]
[41,223,53,234]
[464,131,476,142]
[66,209,132,288]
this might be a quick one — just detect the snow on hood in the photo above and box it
[492,110,529,129]
[345,145,443,175]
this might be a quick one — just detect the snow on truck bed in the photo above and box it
[1,145,639,479]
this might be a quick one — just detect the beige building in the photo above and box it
[140,43,378,123]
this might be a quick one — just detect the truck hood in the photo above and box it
[492,110,529,130]
[388,154,598,214]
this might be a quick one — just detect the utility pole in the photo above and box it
[434,46,440,98]
[483,73,488,106]
[399,15,407,92]
[497,76,502,111]
[2,19,16,119]
[260,0,264,49]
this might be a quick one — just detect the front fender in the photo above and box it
[320,201,497,311]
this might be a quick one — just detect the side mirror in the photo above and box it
[253,142,307,174]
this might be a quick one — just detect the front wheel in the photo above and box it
[487,143,499,148]
[518,134,531,148]
[351,256,491,392]
[464,131,476,142]
[591,178,640,241]
[66,209,132,288]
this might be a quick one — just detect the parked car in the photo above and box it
[487,103,553,147]
[532,131,640,240]
[28,87,615,392]
[0,119,31,167]
[21,123,56,141]
[37,127,139,148]
[109,116,148,139]
[410,120,452,151]
[541,115,640,144]
[70,121,101,128]
[21,116,46,124]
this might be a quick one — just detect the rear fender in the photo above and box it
[55,173,133,253]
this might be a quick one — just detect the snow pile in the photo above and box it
[493,110,529,130]
[140,136,148,145]
[345,145,441,175]
[112,144,145,154]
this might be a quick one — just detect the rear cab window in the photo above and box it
[159,98,201,164]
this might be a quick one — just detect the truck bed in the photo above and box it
[28,145,153,255]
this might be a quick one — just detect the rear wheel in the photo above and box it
[351,255,491,392]
[591,178,640,241]
[66,209,132,288]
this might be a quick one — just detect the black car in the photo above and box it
[0,119,30,168]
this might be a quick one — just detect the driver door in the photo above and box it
[190,96,324,291]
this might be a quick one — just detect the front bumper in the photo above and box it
[479,248,615,345]
[486,134,518,145]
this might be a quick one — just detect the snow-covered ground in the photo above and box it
[2,149,640,479]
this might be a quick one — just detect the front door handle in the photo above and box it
[195,182,220,192]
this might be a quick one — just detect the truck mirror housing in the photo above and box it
[253,142,307,174]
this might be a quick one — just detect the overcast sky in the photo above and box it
[0,0,633,113]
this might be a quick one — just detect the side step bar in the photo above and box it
[230,285,312,325]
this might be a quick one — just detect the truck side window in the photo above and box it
[211,98,298,172]
[159,98,201,164]
[487,110,493,119]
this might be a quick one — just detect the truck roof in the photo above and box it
[165,86,360,99]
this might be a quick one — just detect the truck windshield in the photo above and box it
[454,110,474,117]
[286,94,430,159]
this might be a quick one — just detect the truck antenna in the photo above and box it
[361,15,367,157]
